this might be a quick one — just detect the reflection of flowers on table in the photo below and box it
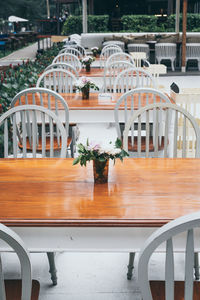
[74,77,99,99]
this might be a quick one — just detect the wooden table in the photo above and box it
[20,92,171,123]
[1,158,200,253]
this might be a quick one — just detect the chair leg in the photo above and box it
[194,252,200,280]
[171,59,175,72]
[127,252,135,280]
[47,252,57,285]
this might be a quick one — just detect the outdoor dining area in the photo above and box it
[1,12,200,299]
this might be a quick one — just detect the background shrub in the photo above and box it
[121,14,200,32]
[62,15,109,35]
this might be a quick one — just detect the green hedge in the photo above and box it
[62,15,109,35]
[121,14,200,32]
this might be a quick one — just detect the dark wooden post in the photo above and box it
[181,0,187,72]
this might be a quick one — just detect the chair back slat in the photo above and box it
[12,114,17,158]
[0,255,6,300]
[21,110,27,158]
[165,238,174,300]
[184,229,194,300]
[41,111,46,158]
[49,116,54,158]
[173,110,178,158]
[4,119,8,158]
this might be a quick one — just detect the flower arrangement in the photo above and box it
[80,55,95,66]
[73,138,129,166]
[74,77,99,92]
[91,47,100,57]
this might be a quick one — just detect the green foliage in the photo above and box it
[121,14,200,32]
[62,15,109,35]
[0,43,63,157]
[121,15,157,32]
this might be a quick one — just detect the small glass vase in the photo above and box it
[82,87,90,100]
[85,64,91,72]
[93,159,109,184]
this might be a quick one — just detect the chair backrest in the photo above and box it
[11,87,69,140]
[114,87,171,140]
[44,63,79,78]
[69,44,86,56]
[59,47,83,59]
[123,102,200,158]
[186,43,200,58]
[52,53,82,72]
[102,44,122,53]
[36,69,77,93]
[138,211,200,300]
[103,61,135,92]
[113,68,156,93]
[105,52,135,67]
[69,34,81,45]
[0,223,32,300]
[155,43,177,58]
[100,46,122,68]
[0,105,67,158]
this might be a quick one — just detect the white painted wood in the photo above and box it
[138,211,200,300]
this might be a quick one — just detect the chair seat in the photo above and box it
[5,279,40,300]
[19,136,72,151]
[126,136,164,152]
[150,280,200,300]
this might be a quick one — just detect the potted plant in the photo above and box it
[74,76,99,99]
[91,47,100,58]
[73,138,129,183]
[80,55,95,72]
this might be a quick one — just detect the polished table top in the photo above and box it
[20,93,171,110]
[0,158,200,227]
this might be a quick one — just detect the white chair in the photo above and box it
[113,67,156,93]
[59,47,83,59]
[36,69,77,93]
[123,102,200,158]
[102,43,122,52]
[11,87,74,156]
[0,223,40,300]
[102,40,125,51]
[103,61,134,92]
[52,53,82,72]
[68,34,81,45]
[138,211,200,300]
[155,43,177,71]
[186,43,200,71]
[105,52,135,67]
[0,104,67,159]
[44,63,79,78]
[100,46,122,68]
[127,43,150,60]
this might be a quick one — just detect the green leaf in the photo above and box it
[73,157,80,165]
[115,138,122,148]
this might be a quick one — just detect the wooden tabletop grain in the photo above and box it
[20,93,171,110]
[0,158,200,227]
